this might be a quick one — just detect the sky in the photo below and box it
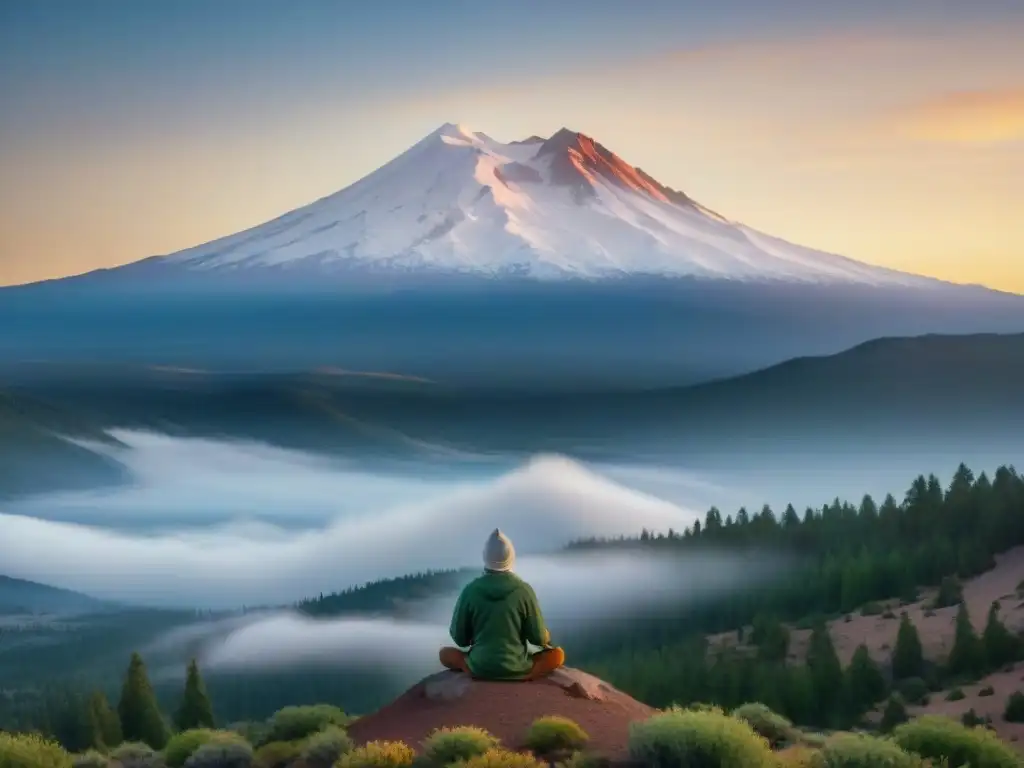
[1,0,1022,291]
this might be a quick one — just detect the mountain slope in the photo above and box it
[0,574,108,615]
[111,123,932,286]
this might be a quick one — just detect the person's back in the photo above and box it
[439,529,565,681]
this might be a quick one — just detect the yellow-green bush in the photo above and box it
[815,733,920,767]
[773,745,819,767]
[627,706,775,768]
[264,706,349,745]
[523,717,588,758]
[553,753,608,768]
[891,714,1019,768]
[164,730,247,768]
[419,727,500,766]
[337,741,414,768]
[730,703,797,747]
[182,740,253,768]
[298,726,352,768]
[72,751,111,768]
[251,741,298,768]
[108,742,163,768]
[0,732,73,768]
[450,749,546,768]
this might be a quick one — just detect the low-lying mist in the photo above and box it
[2,429,1010,609]
[0,432,707,607]
[143,548,790,679]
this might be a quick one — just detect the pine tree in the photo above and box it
[983,601,1020,670]
[751,614,790,663]
[844,644,887,715]
[947,601,984,679]
[892,612,924,680]
[174,658,215,731]
[117,652,169,749]
[806,619,843,724]
[87,690,122,750]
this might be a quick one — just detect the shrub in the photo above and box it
[523,717,588,758]
[961,709,990,728]
[450,750,545,768]
[944,688,965,701]
[553,754,608,768]
[879,696,909,733]
[74,752,111,768]
[815,733,919,767]
[896,678,928,705]
[337,742,415,768]
[978,685,995,697]
[165,731,246,768]
[860,602,884,616]
[1003,690,1024,722]
[264,705,349,745]
[251,742,299,768]
[933,576,963,609]
[0,732,73,768]
[627,706,775,768]
[798,733,827,749]
[420,727,499,766]
[774,745,819,768]
[225,726,268,751]
[893,714,1018,768]
[182,741,253,768]
[109,743,165,768]
[298,726,352,768]
[730,703,795,747]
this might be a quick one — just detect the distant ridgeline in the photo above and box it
[296,569,475,616]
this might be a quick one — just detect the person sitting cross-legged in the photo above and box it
[439,528,565,681]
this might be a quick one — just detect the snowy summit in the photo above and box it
[158,123,926,286]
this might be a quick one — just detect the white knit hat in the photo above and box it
[483,528,515,572]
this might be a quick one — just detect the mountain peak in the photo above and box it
[134,122,936,287]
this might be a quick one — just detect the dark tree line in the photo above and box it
[4,653,214,752]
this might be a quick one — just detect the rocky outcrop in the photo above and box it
[347,667,654,760]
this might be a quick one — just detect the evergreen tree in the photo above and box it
[892,612,924,680]
[983,600,1020,670]
[117,653,168,749]
[87,691,121,750]
[751,614,790,663]
[806,619,843,724]
[174,658,215,731]
[947,601,985,679]
[843,644,887,715]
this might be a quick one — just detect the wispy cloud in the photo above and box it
[886,88,1024,145]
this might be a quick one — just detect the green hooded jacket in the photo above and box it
[449,570,550,680]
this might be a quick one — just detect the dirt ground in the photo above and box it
[709,546,1024,666]
[708,547,1024,748]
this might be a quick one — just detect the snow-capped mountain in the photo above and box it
[5,122,1022,391]
[153,123,930,287]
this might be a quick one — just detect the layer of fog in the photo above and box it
[144,549,789,679]
[3,430,1013,609]
[0,434,704,607]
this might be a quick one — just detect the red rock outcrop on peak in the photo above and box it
[347,667,655,760]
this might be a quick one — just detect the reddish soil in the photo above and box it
[347,672,655,760]
[709,546,1024,667]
